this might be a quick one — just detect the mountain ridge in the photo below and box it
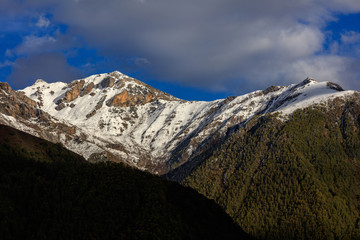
[1,72,358,175]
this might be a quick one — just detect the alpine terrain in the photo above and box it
[1,71,360,239]
[0,71,356,174]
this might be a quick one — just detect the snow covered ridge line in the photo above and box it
[263,78,356,116]
[15,73,359,174]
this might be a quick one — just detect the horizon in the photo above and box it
[1,1,360,101]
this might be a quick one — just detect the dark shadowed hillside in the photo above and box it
[0,124,251,240]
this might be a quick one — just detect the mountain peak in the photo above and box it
[290,77,318,90]
[261,78,350,115]
[298,77,345,92]
[74,71,179,107]
[21,71,179,119]
[34,79,47,85]
[304,77,317,83]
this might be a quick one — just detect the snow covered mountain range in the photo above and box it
[0,71,358,174]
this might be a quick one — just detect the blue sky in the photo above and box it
[1,0,360,101]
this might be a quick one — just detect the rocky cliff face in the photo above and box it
[1,72,358,175]
[0,82,44,119]
[0,81,107,162]
[64,80,85,102]
[106,90,165,107]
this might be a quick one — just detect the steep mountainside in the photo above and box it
[0,124,250,240]
[0,81,105,162]
[6,71,355,175]
[183,94,360,239]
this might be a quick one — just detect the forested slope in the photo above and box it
[184,97,360,239]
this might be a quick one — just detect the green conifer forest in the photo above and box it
[184,98,360,239]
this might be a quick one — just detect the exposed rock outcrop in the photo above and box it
[327,82,345,91]
[55,102,66,111]
[64,80,85,102]
[80,82,95,97]
[0,82,97,160]
[100,77,115,88]
[86,95,107,118]
[0,82,13,93]
[0,82,39,118]
[106,90,156,107]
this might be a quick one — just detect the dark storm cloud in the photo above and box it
[2,0,360,93]
[8,53,81,89]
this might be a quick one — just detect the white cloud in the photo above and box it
[323,0,360,13]
[36,16,50,28]
[341,31,360,44]
[1,0,360,92]
[42,0,360,91]
[14,35,56,56]
[133,57,150,67]
[0,60,13,68]
[283,55,359,88]
[330,31,360,57]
